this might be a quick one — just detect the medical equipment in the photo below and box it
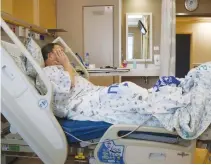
[1,17,211,164]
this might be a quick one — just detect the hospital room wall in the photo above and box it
[176,20,211,68]
[56,0,121,86]
[121,0,161,88]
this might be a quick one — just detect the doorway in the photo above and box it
[176,16,211,77]
[176,34,191,78]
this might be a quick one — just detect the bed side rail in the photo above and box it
[1,18,68,164]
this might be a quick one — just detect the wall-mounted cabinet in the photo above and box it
[13,0,34,24]
[38,0,56,29]
[1,0,13,15]
[1,0,57,29]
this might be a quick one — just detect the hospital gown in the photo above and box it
[42,62,211,139]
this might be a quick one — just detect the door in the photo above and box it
[176,34,191,78]
[83,6,114,68]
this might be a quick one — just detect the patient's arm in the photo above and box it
[55,50,75,87]
[43,66,72,93]
[63,62,75,87]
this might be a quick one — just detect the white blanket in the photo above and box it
[41,62,211,139]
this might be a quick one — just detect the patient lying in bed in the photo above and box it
[40,43,211,140]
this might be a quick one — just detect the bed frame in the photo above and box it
[1,17,210,164]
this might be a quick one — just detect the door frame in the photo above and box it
[176,32,193,69]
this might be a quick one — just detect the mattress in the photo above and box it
[58,119,193,146]
[58,119,111,143]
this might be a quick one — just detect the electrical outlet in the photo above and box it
[154,46,160,51]
[35,33,40,40]
[154,54,160,66]
[18,26,25,37]
[25,28,30,38]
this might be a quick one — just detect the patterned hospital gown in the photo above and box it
[43,62,211,139]
[43,65,150,123]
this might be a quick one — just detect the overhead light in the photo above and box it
[128,15,143,19]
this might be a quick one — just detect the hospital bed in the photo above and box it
[1,18,211,164]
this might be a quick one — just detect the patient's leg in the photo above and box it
[99,82,149,112]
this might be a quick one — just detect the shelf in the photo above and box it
[1,12,67,36]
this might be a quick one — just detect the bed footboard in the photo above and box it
[94,124,196,164]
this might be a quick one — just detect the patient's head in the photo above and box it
[41,43,64,66]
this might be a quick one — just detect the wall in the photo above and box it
[176,0,211,14]
[176,19,211,68]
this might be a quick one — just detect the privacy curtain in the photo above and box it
[160,0,176,76]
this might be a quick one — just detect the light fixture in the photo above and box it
[128,15,143,19]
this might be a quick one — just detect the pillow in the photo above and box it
[35,75,47,95]
[1,41,26,73]
[1,40,46,95]
[25,38,45,78]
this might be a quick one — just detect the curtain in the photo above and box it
[160,0,176,76]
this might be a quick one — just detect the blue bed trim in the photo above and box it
[58,119,112,143]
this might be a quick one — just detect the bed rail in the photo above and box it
[1,17,68,163]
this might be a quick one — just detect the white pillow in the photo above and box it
[25,38,45,78]
[35,75,47,95]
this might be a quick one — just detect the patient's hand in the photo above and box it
[54,50,75,87]
[54,50,70,67]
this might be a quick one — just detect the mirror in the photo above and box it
[126,13,152,61]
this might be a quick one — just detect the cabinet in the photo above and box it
[38,0,56,28]
[13,0,34,24]
[1,0,13,15]
[1,0,56,29]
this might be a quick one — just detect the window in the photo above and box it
[128,34,134,60]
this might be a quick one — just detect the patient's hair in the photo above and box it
[41,43,61,61]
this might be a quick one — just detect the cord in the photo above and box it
[63,116,152,145]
